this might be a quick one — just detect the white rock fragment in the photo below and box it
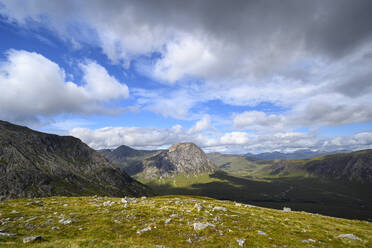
[103,201,114,207]
[337,234,362,241]
[137,226,151,234]
[59,218,72,225]
[257,230,267,235]
[0,232,17,237]
[213,206,227,211]
[194,203,202,212]
[283,207,291,212]
[193,222,215,231]
[11,210,19,214]
[23,236,43,243]
[165,218,172,224]
[237,238,245,246]
[302,239,316,243]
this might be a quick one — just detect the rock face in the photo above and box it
[305,149,372,183]
[101,143,217,178]
[0,120,150,199]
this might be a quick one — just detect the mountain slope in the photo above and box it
[101,143,216,178]
[245,149,350,160]
[261,149,372,183]
[1,196,371,247]
[0,120,150,199]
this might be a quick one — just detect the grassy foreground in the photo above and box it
[0,196,371,247]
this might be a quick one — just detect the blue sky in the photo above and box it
[0,0,372,153]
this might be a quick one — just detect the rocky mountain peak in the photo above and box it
[166,142,216,175]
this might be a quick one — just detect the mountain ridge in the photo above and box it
[0,120,150,199]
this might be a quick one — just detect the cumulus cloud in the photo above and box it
[233,111,285,130]
[70,124,372,153]
[0,50,129,123]
[1,1,372,152]
[189,115,213,133]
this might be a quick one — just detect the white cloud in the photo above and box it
[0,50,129,123]
[189,115,213,133]
[80,62,129,101]
[220,132,250,145]
[70,123,372,153]
[233,111,285,130]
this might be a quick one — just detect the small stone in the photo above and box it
[193,222,215,231]
[194,203,202,212]
[0,232,17,237]
[165,218,172,224]
[283,207,291,212]
[337,234,362,241]
[213,206,227,211]
[23,236,43,243]
[137,226,151,234]
[257,230,267,235]
[103,201,114,207]
[186,238,192,244]
[59,218,72,225]
[237,238,245,247]
[51,226,60,230]
[27,201,43,207]
[11,210,19,214]
[63,204,68,207]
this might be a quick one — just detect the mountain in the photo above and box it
[100,143,216,179]
[0,120,150,199]
[261,149,372,183]
[245,149,350,160]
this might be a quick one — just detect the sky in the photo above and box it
[0,0,372,153]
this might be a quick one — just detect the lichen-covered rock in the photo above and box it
[23,235,43,243]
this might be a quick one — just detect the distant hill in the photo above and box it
[266,149,372,183]
[100,143,216,178]
[0,120,150,199]
[245,149,350,160]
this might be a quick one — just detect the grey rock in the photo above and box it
[137,226,151,234]
[23,235,43,243]
[236,238,245,246]
[213,206,227,211]
[193,222,215,231]
[0,232,17,237]
[337,234,362,241]
[283,207,291,212]
[59,218,72,225]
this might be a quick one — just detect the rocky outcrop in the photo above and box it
[305,149,372,183]
[101,142,217,178]
[0,120,150,199]
[136,143,216,179]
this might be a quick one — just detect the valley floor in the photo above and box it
[0,196,371,247]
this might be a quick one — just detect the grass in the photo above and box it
[0,195,371,247]
[137,171,372,221]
